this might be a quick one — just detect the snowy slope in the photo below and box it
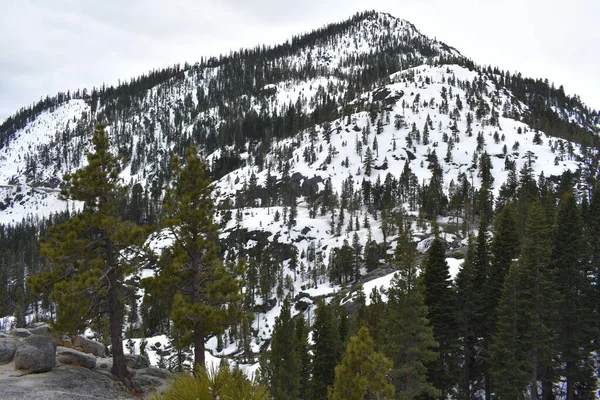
[0,11,596,374]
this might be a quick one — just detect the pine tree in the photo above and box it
[587,185,600,333]
[364,147,373,176]
[158,146,244,369]
[490,199,556,399]
[488,204,520,309]
[385,223,440,399]
[420,234,457,398]
[311,301,341,400]
[551,191,596,399]
[268,297,301,400]
[461,204,521,399]
[489,261,533,399]
[296,314,311,400]
[472,214,492,398]
[30,124,145,383]
[455,236,484,398]
[329,327,395,400]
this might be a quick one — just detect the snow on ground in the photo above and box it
[0,185,80,225]
[446,257,463,280]
[361,270,397,305]
[0,58,589,378]
[0,100,89,186]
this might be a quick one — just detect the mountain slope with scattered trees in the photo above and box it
[0,10,599,399]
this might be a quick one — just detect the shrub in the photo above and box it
[155,362,269,400]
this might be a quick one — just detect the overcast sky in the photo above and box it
[1,0,598,123]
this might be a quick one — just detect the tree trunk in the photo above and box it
[463,341,471,399]
[530,356,539,400]
[484,367,491,400]
[483,356,491,400]
[541,363,555,400]
[194,321,206,370]
[108,266,129,383]
[192,254,205,371]
[565,361,574,400]
[106,238,130,384]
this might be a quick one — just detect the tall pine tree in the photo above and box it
[491,199,555,399]
[385,222,439,399]
[420,234,458,398]
[311,300,341,400]
[157,146,244,369]
[267,297,301,400]
[552,191,596,399]
[329,327,395,400]
[30,124,145,383]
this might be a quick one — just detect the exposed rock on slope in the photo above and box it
[0,326,172,399]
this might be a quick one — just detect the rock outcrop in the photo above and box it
[14,335,56,373]
[125,354,151,370]
[0,362,133,400]
[73,335,106,357]
[56,347,97,369]
[28,322,51,335]
[10,328,32,338]
[0,336,19,364]
[0,327,172,398]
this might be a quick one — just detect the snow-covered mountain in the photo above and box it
[1,10,599,372]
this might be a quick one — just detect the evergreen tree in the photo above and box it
[296,314,311,400]
[329,327,395,400]
[311,301,341,400]
[474,204,520,398]
[158,146,244,369]
[420,234,457,398]
[385,223,439,399]
[587,185,600,329]
[489,261,533,399]
[30,124,145,383]
[491,199,556,399]
[552,191,596,399]
[471,214,492,398]
[364,147,374,176]
[455,236,484,399]
[268,297,301,400]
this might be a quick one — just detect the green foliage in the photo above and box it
[156,363,269,400]
[295,314,311,400]
[266,297,301,400]
[328,327,394,400]
[455,236,484,398]
[148,146,245,369]
[420,234,458,397]
[311,301,342,400]
[384,222,440,399]
[491,199,556,398]
[489,261,534,399]
[28,124,146,382]
[551,191,597,397]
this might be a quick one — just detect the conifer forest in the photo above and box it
[1,10,600,400]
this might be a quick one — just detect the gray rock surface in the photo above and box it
[74,336,106,357]
[0,336,19,364]
[10,328,32,338]
[125,354,150,370]
[28,323,50,335]
[0,362,133,399]
[1,341,171,399]
[131,366,172,396]
[14,335,56,373]
[56,347,96,369]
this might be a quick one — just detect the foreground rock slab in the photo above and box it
[0,362,133,399]
[14,335,56,373]
[0,336,19,364]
